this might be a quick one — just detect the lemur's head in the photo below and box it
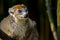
[8,4,28,19]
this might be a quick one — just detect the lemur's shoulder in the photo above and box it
[28,18,36,28]
[0,15,13,26]
[0,15,14,37]
[1,15,10,25]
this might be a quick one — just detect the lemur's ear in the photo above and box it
[8,8,14,16]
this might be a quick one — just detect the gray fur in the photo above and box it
[0,15,39,40]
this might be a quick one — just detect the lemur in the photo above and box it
[0,4,39,40]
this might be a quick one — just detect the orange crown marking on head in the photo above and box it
[12,4,26,11]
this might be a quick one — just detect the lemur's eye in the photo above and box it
[10,12,14,14]
[18,10,22,13]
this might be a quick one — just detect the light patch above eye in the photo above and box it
[19,8,27,12]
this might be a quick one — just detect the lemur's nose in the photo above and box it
[25,14,28,18]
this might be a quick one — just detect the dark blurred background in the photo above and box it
[0,0,57,40]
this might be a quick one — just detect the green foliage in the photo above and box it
[57,0,60,26]
[57,0,60,40]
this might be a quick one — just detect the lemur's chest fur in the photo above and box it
[0,15,35,40]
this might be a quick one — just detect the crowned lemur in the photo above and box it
[0,4,39,40]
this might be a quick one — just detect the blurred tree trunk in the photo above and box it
[38,0,55,40]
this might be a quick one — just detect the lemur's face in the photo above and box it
[8,4,28,19]
[15,7,28,18]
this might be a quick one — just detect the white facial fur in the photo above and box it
[9,7,28,18]
[15,8,28,18]
[8,7,28,23]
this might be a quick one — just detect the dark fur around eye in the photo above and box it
[10,12,14,14]
[18,10,22,13]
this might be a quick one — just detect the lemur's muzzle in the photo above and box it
[20,12,28,18]
[24,13,28,18]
